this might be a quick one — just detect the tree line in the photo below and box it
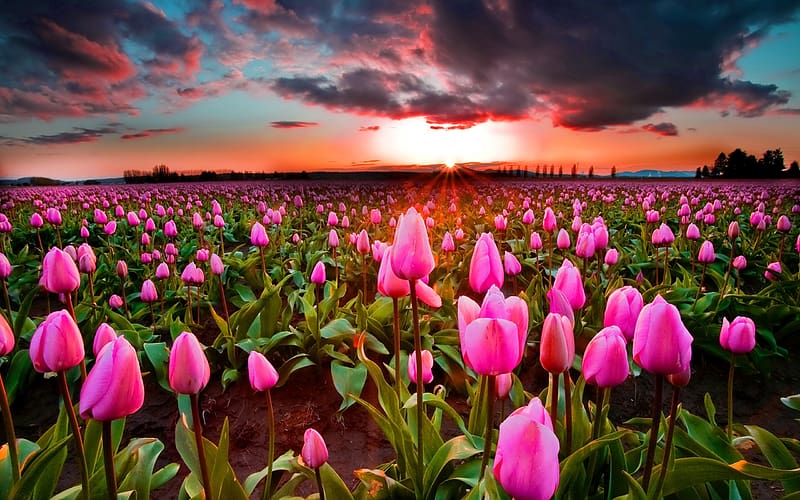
[696,148,799,179]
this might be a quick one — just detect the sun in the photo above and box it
[370,118,520,167]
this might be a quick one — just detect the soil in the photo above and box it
[9,337,800,499]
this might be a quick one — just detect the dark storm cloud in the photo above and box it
[642,122,679,137]
[270,121,320,128]
[4,126,121,146]
[120,127,186,140]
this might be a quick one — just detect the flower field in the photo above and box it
[0,177,799,499]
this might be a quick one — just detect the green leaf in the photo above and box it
[782,394,800,412]
[243,449,296,495]
[8,435,72,500]
[743,425,800,493]
[331,360,367,412]
[423,435,482,500]
[4,349,35,406]
[13,286,38,338]
[117,438,179,499]
[354,467,415,499]
[143,342,172,392]
[319,462,355,499]
[0,439,40,500]
[659,457,800,496]
[234,283,257,303]
[320,318,356,341]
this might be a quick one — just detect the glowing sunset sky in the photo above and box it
[1,1,800,180]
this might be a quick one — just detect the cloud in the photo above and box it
[270,120,319,128]
[120,127,186,140]
[359,125,380,132]
[3,126,121,146]
[642,122,679,136]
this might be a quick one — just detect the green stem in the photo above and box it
[564,370,572,455]
[641,374,663,491]
[314,467,325,500]
[408,280,424,491]
[0,373,20,484]
[549,372,559,429]
[479,374,496,482]
[190,394,213,500]
[728,352,735,442]
[591,386,607,441]
[102,420,117,500]
[262,390,275,500]
[392,298,401,400]
[57,371,90,500]
[693,264,706,309]
[2,280,12,326]
[655,386,681,496]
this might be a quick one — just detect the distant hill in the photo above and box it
[615,169,695,178]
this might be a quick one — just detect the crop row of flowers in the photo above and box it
[0,178,799,499]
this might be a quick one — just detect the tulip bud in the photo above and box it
[604,248,619,265]
[603,285,643,340]
[248,350,279,392]
[210,253,224,275]
[141,279,158,303]
[727,221,740,240]
[390,207,435,281]
[575,230,595,258]
[168,332,210,395]
[29,310,85,373]
[0,314,14,356]
[530,232,543,250]
[79,336,144,421]
[164,220,178,238]
[408,349,434,384]
[127,212,140,226]
[542,207,557,233]
[328,229,339,248]
[441,231,455,252]
[495,372,513,399]
[469,232,504,293]
[0,252,12,279]
[104,221,117,235]
[155,262,171,280]
[697,240,715,264]
[250,222,269,247]
[632,295,693,376]
[109,294,124,309]
[327,212,338,226]
[356,229,370,254]
[92,322,118,356]
[30,212,44,228]
[765,261,781,281]
[776,215,791,233]
[539,313,574,374]
[301,428,329,468]
[582,326,629,388]
[720,316,756,354]
[556,228,570,249]
[732,255,747,270]
[552,259,585,310]
[40,247,80,294]
[503,251,521,276]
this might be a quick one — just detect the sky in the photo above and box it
[1,0,800,180]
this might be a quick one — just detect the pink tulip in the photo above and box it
[720,317,756,354]
[196,249,210,262]
[697,240,715,263]
[556,228,570,249]
[155,262,171,279]
[164,220,178,238]
[575,230,595,258]
[408,349,434,384]
[603,285,643,340]
[777,215,791,233]
[522,209,535,225]
[632,295,693,376]
[126,212,140,226]
[370,209,382,225]
[539,313,574,374]
[0,314,14,356]
[414,280,442,308]
[667,363,691,387]
[604,248,619,265]
[542,207,556,233]
[546,289,574,328]
[79,336,144,421]
[0,252,11,279]
[469,232,504,293]
[248,351,279,391]
[503,251,521,276]
[495,373,513,399]
[765,261,781,281]
[30,212,44,228]
[328,229,339,248]
[727,221,740,240]
[46,207,62,225]
[494,214,507,231]
[356,229,370,254]
[552,259,585,310]
[40,247,80,294]
[390,207,435,281]
[79,226,90,239]
[582,326,629,388]
[168,332,210,395]
[29,310,85,373]
[454,228,465,241]
[77,244,96,274]
[145,218,157,232]
[441,231,455,252]
[250,222,269,247]
[310,261,326,284]
[104,221,117,235]
[109,294,124,309]
[733,255,747,270]
[494,399,560,500]
[530,231,543,250]
[141,279,158,303]
[92,323,118,356]
[301,428,329,468]
[327,211,338,226]
[210,254,224,275]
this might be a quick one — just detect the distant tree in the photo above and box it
[695,167,702,179]
[758,148,784,177]
[702,165,710,178]
[713,152,727,177]
[588,165,594,178]
[611,165,616,178]
[571,164,577,178]
[788,160,799,178]
[516,165,522,177]
[549,165,555,177]
[535,165,540,177]
[558,165,563,177]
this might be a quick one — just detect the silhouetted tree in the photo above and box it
[695,167,702,179]
[558,165,563,177]
[702,165,710,177]
[611,165,616,178]
[571,164,577,178]
[588,165,594,178]
[788,160,799,178]
[713,152,727,177]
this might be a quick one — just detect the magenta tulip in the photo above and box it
[503,251,521,276]
[0,252,11,279]
[542,207,557,233]
[469,232,504,293]
[582,326,629,388]
[40,247,80,294]
[556,228,570,249]
[168,332,211,395]
[210,253,224,275]
[0,313,13,356]
[79,337,144,421]
[603,285,643,340]
[552,259,585,310]
[109,294,124,309]
[390,207,435,281]
[250,222,269,247]
[697,240,715,263]
[248,351,279,392]
[29,310,85,373]
[604,248,619,265]
[92,323,118,356]
[765,261,781,281]
[495,373,513,399]
[408,349,434,384]
[310,261,326,285]
[441,231,455,252]
[301,428,329,468]
[539,313,574,374]
[719,316,756,354]
[632,295,693,376]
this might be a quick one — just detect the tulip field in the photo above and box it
[0,177,799,499]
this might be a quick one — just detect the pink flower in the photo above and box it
[556,228,570,250]
[155,262,171,280]
[79,336,144,421]
[495,373,513,399]
[575,229,595,258]
[164,220,178,238]
[603,285,643,341]
[733,255,747,270]
[765,261,781,281]
[109,294,124,309]
[46,207,62,225]
[408,349,434,384]
[697,240,715,264]
[0,253,11,279]
[777,215,791,233]
[210,254,224,275]
[29,310,85,373]
[469,232,504,293]
[633,295,693,376]
[126,212,140,226]
[390,207,435,281]
[356,229,370,254]
[30,212,44,228]
[327,211,338,226]
[115,260,128,278]
[546,289,574,328]
[441,231,455,252]
[530,232,543,250]
[250,222,269,247]
[370,208,382,225]
[92,322,118,356]
[582,326,629,388]
[503,251,522,276]
[720,316,756,354]
[552,259,585,310]
[248,351,279,392]
[301,428,329,468]
[494,400,560,500]
[104,221,117,235]
[40,247,80,294]
[604,248,619,265]
[0,314,14,356]
[539,313,574,374]
[328,229,339,248]
[141,279,158,303]
[310,261,326,285]
[727,221,740,240]
[168,332,210,395]
[542,207,557,233]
